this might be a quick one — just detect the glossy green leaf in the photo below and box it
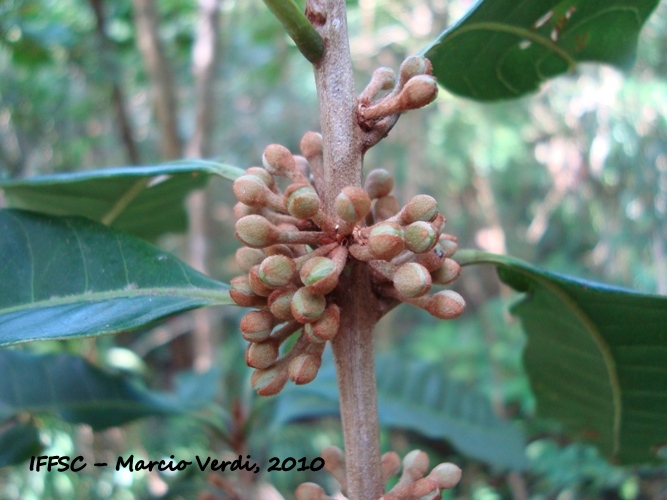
[0,161,245,240]
[0,350,210,430]
[275,352,529,470]
[423,0,659,101]
[0,422,43,467]
[458,250,667,464]
[0,209,232,346]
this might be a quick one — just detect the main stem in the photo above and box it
[307,0,384,498]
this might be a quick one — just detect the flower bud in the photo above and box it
[404,221,438,253]
[394,262,432,298]
[403,450,430,478]
[251,367,288,396]
[245,340,279,369]
[382,452,401,483]
[399,55,429,84]
[230,275,266,307]
[293,155,311,179]
[233,202,261,219]
[431,258,461,285]
[373,195,400,222]
[427,463,462,490]
[364,169,394,199]
[246,166,275,190]
[299,131,323,160]
[263,244,293,257]
[395,75,438,112]
[413,241,447,271]
[335,186,371,223]
[262,144,301,180]
[439,235,458,258]
[240,310,275,342]
[359,67,397,105]
[236,247,265,273]
[295,483,328,500]
[248,266,275,296]
[304,304,340,343]
[397,194,437,224]
[300,256,335,286]
[235,215,277,248]
[268,287,296,321]
[258,255,296,287]
[291,288,326,323]
[233,174,271,207]
[368,222,405,260]
[425,290,465,319]
[288,353,321,384]
[285,183,321,220]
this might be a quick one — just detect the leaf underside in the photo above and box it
[0,161,244,241]
[0,209,232,346]
[458,250,667,464]
[275,352,529,470]
[423,0,659,101]
[0,350,197,430]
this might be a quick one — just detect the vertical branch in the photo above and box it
[88,0,141,165]
[186,0,222,372]
[307,0,384,498]
[131,0,182,159]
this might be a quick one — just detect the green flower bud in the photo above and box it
[431,258,461,285]
[268,287,296,321]
[364,169,394,199]
[368,222,405,260]
[258,254,296,287]
[304,304,340,343]
[335,186,371,223]
[425,290,465,319]
[236,247,265,273]
[288,354,321,385]
[300,256,336,287]
[233,174,270,207]
[230,275,266,307]
[427,463,462,490]
[245,340,279,369]
[394,262,432,298]
[399,194,437,224]
[251,367,288,396]
[240,310,275,342]
[235,215,277,248]
[285,183,321,219]
[248,266,275,297]
[291,287,326,323]
[404,221,438,253]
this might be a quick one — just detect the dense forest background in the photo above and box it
[1,0,666,498]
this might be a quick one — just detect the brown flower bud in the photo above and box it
[359,67,397,105]
[394,262,432,298]
[299,131,323,161]
[373,195,400,222]
[246,166,275,191]
[393,194,437,225]
[230,275,267,307]
[235,247,265,273]
[404,221,438,253]
[288,353,321,385]
[398,55,430,87]
[268,287,297,321]
[394,74,438,112]
[403,449,430,479]
[245,339,279,369]
[258,254,296,287]
[304,304,340,343]
[285,183,321,220]
[335,186,371,223]
[431,258,461,285]
[247,266,275,296]
[236,215,331,248]
[262,144,305,182]
[292,155,311,179]
[263,244,293,257]
[295,482,329,500]
[439,234,458,258]
[364,169,394,199]
[382,452,402,483]
[291,288,326,323]
[413,241,447,271]
[233,202,262,219]
[368,222,405,260]
[424,290,465,319]
[427,463,462,490]
[240,310,275,343]
[233,174,285,212]
[251,367,288,396]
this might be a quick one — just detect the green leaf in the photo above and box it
[0,350,207,430]
[0,161,245,240]
[275,352,529,470]
[0,209,232,346]
[0,422,43,467]
[457,250,667,464]
[423,0,660,101]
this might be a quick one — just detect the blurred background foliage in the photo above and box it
[1,0,666,498]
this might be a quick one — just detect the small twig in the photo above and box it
[262,0,324,64]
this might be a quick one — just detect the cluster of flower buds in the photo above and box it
[295,447,461,500]
[231,130,464,396]
[358,55,439,132]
